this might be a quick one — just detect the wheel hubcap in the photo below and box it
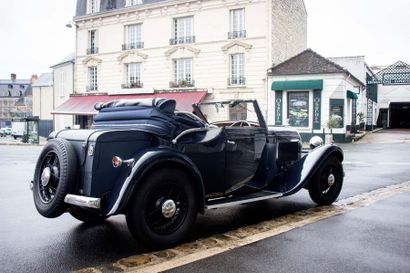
[327,174,335,187]
[161,199,177,219]
[41,167,51,187]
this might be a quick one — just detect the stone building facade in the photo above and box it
[60,0,307,124]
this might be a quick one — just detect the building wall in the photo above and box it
[32,85,54,120]
[74,0,307,118]
[270,0,307,66]
[53,62,75,130]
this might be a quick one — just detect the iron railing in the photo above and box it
[169,36,196,45]
[122,42,144,50]
[86,47,99,55]
[121,81,143,89]
[86,84,98,91]
[228,76,246,86]
[228,30,246,39]
[169,80,195,88]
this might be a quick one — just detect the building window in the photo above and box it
[287,92,309,127]
[88,66,98,91]
[171,16,194,45]
[88,0,100,14]
[229,8,246,39]
[229,53,245,85]
[123,63,143,88]
[171,58,194,87]
[329,99,344,128]
[229,103,247,121]
[87,30,98,54]
[125,0,143,6]
[123,24,143,50]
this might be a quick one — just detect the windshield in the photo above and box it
[196,100,261,126]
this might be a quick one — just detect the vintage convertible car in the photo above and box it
[31,98,343,247]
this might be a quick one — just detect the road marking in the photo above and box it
[344,161,410,166]
[74,181,410,273]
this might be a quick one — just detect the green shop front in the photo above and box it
[269,79,361,142]
[267,49,365,143]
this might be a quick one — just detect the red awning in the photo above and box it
[51,91,208,115]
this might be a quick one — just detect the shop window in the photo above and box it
[329,99,344,128]
[287,92,309,127]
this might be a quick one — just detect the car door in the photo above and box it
[224,127,267,193]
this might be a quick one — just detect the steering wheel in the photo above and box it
[229,120,251,127]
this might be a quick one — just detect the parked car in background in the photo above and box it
[31,98,344,248]
[11,122,25,139]
[0,127,12,137]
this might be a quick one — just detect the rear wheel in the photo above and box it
[33,139,77,218]
[69,207,107,224]
[308,156,343,205]
[126,168,197,248]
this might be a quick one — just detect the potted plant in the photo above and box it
[325,115,342,143]
[357,112,365,131]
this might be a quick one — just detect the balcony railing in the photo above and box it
[169,80,195,88]
[121,81,143,89]
[86,47,99,55]
[228,76,246,86]
[122,42,144,50]
[86,84,98,91]
[169,36,196,45]
[228,30,246,39]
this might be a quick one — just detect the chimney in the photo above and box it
[31,74,38,84]
[11,73,16,81]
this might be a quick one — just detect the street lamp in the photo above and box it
[65,21,78,28]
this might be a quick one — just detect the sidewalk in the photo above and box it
[0,136,46,146]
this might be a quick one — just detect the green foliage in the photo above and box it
[326,115,342,130]
[357,112,365,123]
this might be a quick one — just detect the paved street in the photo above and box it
[1,129,410,273]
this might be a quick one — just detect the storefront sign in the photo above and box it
[313,90,321,130]
[275,91,283,125]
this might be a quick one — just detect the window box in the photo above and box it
[170,36,195,45]
[169,80,195,88]
[122,81,143,89]
[228,30,246,39]
[86,47,99,55]
[228,76,246,86]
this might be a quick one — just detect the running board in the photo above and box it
[205,191,283,209]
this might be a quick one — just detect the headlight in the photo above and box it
[309,136,323,149]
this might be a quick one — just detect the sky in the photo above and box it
[0,0,409,79]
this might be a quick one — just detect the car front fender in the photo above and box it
[276,144,344,195]
[105,147,205,216]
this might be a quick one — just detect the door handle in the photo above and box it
[227,140,236,145]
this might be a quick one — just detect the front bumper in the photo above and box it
[64,194,101,209]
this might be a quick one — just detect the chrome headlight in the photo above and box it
[309,136,323,149]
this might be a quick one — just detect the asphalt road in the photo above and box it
[1,129,410,273]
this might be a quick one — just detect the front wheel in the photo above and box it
[308,156,343,205]
[126,168,197,248]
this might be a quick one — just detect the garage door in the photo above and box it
[390,102,410,128]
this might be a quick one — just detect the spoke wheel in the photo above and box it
[126,168,197,248]
[308,156,343,205]
[33,139,77,218]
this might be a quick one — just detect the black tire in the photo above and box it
[33,139,77,218]
[69,207,107,224]
[126,168,197,248]
[308,156,343,205]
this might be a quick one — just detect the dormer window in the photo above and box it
[88,0,100,14]
[126,0,143,6]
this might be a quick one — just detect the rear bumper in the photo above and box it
[64,194,101,209]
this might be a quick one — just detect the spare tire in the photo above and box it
[33,139,78,218]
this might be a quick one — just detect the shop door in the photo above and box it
[390,102,410,128]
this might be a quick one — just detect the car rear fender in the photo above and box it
[278,144,344,195]
[106,148,205,216]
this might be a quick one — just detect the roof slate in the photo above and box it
[374,61,410,81]
[269,49,364,85]
[32,73,53,87]
[51,53,75,68]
